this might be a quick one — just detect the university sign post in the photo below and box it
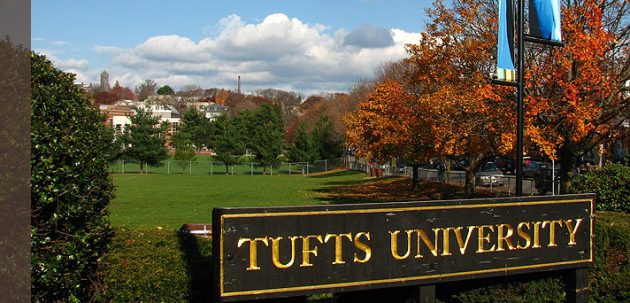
[213,194,594,302]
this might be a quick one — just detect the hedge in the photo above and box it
[99,212,630,302]
[31,52,114,302]
[572,163,630,213]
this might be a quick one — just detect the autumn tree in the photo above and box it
[345,79,433,189]
[135,79,158,101]
[404,0,516,196]
[525,0,629,192]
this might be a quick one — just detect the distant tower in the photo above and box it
[100,70,110,92]
[237,75,241,95]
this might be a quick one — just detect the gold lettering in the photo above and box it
[414,228,439,258]
[496,224,515,251]
[353,232,372,263]
[532,221,542,248]
[440,227,454,256]
[237,237,269,271]
[389,230,413,260]
[516,222,532,249]
[543,220,563,247]
[300,235,323,267]
[270,236,298,269]
[476,225,496,253]
[454,226,475,255]
[564,219,583,246]
[324,233,353,265]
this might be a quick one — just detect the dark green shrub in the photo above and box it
[98,227,213,302]
[590,211,630,302]
[572,163,630,212]
[31,53,114,302]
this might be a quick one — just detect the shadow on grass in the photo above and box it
[314,176,496,205]
[177,232,213,303]
[307,169,364,179]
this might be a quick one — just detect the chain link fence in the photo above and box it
[109,158,348,176]
[344,156,561,196]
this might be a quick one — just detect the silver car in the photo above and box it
[476,162,505,187]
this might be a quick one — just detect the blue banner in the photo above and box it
[496,0,515,81]
[529,0,562,41]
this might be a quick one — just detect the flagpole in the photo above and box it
[516,0,524,196]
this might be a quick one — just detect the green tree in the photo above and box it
[122,107,168,172]
[156,84,174,95]
[312,115,344,160]
[249,104,284,173]
[31,52,114,302]
[180,108,212,152]
[213,115,245,173]
[172,132,197,173]
[289,121,318,162]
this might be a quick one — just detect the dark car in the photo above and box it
[523,161,552,179]
[475,162,505,187]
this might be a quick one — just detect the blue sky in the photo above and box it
[32,0,433,95]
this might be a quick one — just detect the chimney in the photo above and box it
[237,76,241,95]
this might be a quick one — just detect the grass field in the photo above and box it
[109,170,366,229]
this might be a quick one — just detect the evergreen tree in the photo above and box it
[122,107,168,172]
[172,131,196,173]
[180,108,212,152]
[312,115,344,160]
[249,104,284,173]
[213,115,245,174]
[289,121,318,162]
[156,84,174,95]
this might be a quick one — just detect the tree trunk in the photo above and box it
[411,163,420,191]
[559,144,577,193]
[463,153,486,198]
[225,163,229,175]
[464,169,476,198]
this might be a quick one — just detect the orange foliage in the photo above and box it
[525,0,623,163]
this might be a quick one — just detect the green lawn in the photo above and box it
[109,170,365,229]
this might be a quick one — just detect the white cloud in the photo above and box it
[82,13,422,94]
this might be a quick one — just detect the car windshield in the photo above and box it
[481,162,500,171]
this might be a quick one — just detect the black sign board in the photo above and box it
[213,194,594,302]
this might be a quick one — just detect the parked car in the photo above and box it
[523,161,552,179]
[476,162,505,187]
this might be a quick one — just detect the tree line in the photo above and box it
[115,103,345,173]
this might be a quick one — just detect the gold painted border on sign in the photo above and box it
[219,198,594,298]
